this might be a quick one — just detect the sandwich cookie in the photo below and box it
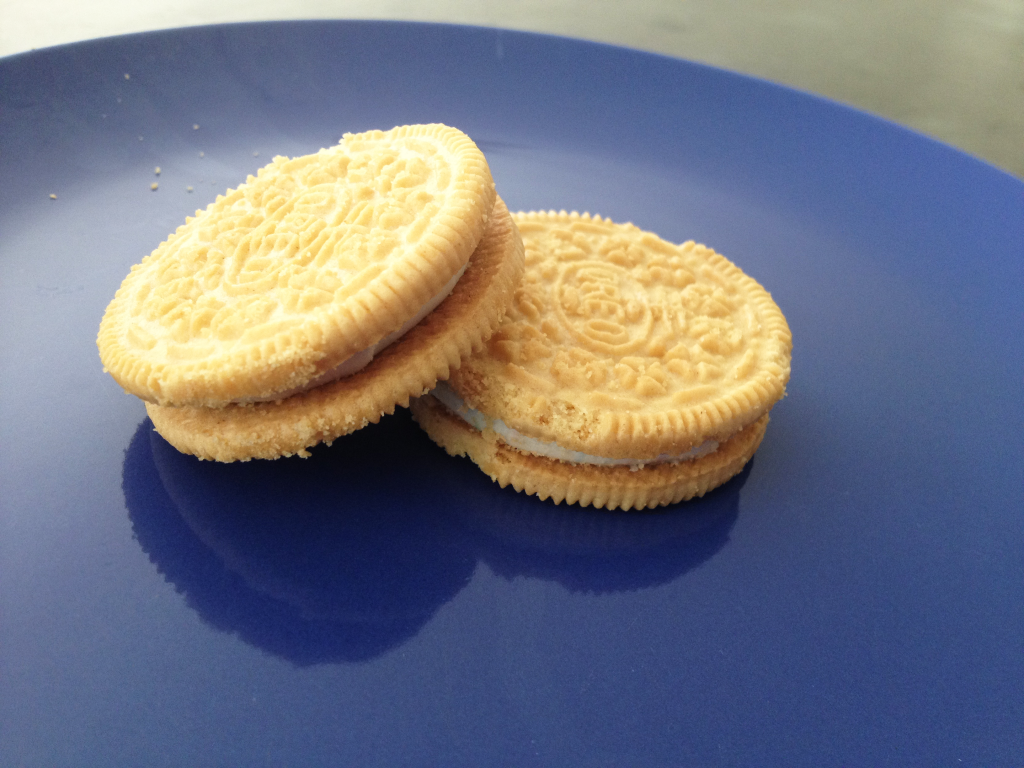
[410,210,792,510]
[98,124,523,459]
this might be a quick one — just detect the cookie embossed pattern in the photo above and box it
[411,210,792,510]
[98,124,495,408]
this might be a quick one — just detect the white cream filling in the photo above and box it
[247,262,468,403]
[430,381,719,469]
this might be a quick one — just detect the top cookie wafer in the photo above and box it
[97,124,495,407]
[446,211,792,461]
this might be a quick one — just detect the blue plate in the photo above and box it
[2,21,1022,766]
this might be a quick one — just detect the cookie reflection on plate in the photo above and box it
[123,411,476,665]
[435,443,747,594]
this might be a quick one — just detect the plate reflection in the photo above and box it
[124,410,745,666]
[450,463,746,595]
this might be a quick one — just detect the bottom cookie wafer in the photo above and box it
[410,394,769,511]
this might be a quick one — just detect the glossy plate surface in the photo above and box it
[2,21,1022,766]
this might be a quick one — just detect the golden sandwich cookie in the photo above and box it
[410,210,792,510]
[98,124,524,460]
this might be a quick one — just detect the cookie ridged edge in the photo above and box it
[450,210,792,460]
[99,124,496,407]
[146,197,524,461]
[410,393,769,511]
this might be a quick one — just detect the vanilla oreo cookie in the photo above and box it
[98,124,495,407]
[410,210,792,510]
